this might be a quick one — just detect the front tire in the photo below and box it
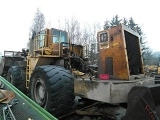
[29,65,74,117]
[7,66,27,94]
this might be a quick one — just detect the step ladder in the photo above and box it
[26,57,30,89]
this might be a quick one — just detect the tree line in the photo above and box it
[30,8,160,65]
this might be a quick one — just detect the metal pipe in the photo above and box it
[3,107,6,120]
[7,104,16,120]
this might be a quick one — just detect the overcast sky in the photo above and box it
[0,0,159,54]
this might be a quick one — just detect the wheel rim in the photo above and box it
[33,78,48,107]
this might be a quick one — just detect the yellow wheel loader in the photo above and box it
[0,28,86,117]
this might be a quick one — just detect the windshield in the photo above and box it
[39,34,44,47]
[52,29,68,43]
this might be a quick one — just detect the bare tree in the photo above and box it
[64,17,82,45]
[81,25,91,45]
[30,8,45,34]
[89,23,101,63]
[29,8,45,53]
[81,25,92,58]
[63,17,101,63]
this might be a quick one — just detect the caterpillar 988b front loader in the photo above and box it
[0,28,88,118]
[0,24,160,120]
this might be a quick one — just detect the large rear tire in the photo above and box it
[29,65,74,117]
[7,66,27,94]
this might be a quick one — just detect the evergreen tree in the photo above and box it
[103,16,149,64]
[123,18,128,25]
[104,15,122,29]
[103,19,110,30]
[110,15,122,27]
[128,17,137,29]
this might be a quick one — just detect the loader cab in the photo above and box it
[32,28,87,58]
[50,28,69,57]
[32,28,69,57]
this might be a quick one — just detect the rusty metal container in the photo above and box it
[97,24,144,80]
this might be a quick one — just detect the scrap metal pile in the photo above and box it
[0,81,17,120]
[0,77,57,120]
